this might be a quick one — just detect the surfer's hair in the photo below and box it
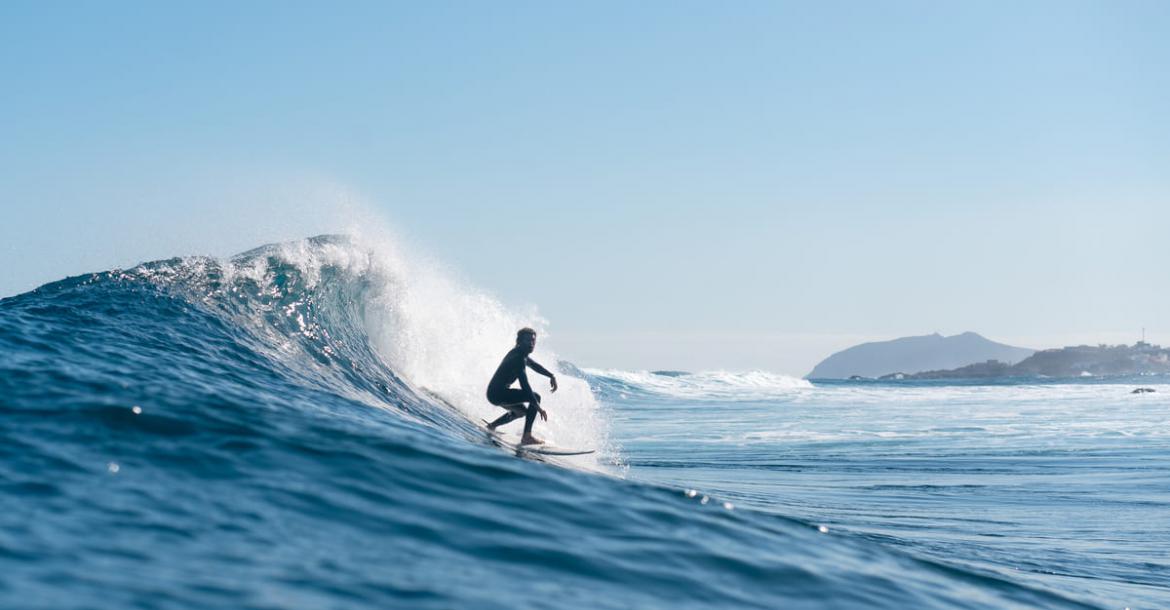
[516,327,537,343]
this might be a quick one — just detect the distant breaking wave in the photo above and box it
[584,368,812,401]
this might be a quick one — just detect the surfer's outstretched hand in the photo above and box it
[550,376,558,393]
[539,407,548,422]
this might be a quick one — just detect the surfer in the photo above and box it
[486,327,557,445]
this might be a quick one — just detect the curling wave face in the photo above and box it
[0,235,1095,609]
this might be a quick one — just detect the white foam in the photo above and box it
[318,223,613,468]
[585,368,813,401]
[123,218,613,468]
[727,382,1170,445]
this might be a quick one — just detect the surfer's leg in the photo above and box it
[487,389,531,430]
[487,404,525,430]
[521,393,543,445]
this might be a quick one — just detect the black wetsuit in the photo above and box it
[486,346,554,434]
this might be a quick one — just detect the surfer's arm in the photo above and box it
[526,358,554,378]
[517,366,538,401]
[526,358,559,392]
[517,369,547,419]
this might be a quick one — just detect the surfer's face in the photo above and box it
[519,334,536,353]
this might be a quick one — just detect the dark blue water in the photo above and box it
[2,236,1161,609]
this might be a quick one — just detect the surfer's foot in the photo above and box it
[520,435,544,446]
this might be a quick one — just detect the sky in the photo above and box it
[1,1,1167,375]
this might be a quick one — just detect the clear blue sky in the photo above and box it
[2,1,1167,374]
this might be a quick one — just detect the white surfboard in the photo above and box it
[481,420,595,456]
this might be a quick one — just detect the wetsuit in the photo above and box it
[486,346,554,433]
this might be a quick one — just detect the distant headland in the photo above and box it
[809,333,1169,381]
[896,341,1170,380]
[807,332,1033,379]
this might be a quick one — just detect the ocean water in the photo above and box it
[2,235,1166,609]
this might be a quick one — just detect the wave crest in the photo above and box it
[98,234,610,462]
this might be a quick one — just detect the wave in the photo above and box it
[0,234,1095,609]
[94,234,610,461]
[584,368,813,401]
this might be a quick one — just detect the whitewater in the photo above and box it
[2,235,1167,609]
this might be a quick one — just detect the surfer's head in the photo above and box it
[516,327,537,353]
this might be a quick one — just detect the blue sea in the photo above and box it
[2,235,1167,609]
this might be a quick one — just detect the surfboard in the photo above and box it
[481,420,596,456]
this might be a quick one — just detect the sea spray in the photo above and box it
[113,233,614,465]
